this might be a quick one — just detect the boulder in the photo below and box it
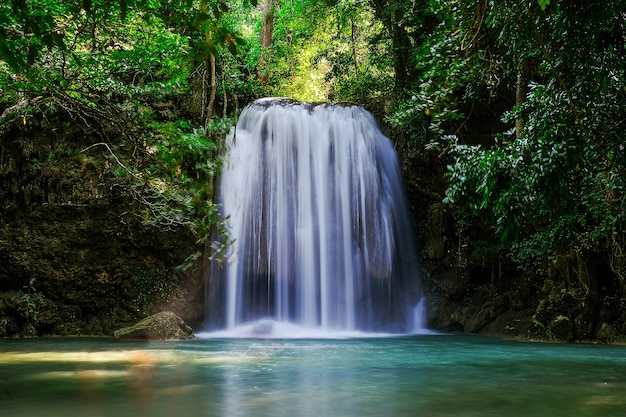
[114,311,194,340]
[546,315,573,342]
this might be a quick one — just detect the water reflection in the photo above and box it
[1,336,626,417]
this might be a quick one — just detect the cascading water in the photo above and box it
[205,98,424,337]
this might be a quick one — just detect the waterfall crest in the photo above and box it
[206,98,424,336]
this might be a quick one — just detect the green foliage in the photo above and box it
[537,0,550,11]
[0,0,256,72]
[150,120,217,178]
[0,1,195,135]
[324,2,394,101]
[255,0,334,100]
[0,0,263,122]
[117,116,233,245]
[249,0,394,102]
[0,315,16,337]
[0,0,255,247]
[11,278,45,332]
[385,0,482,153]
[437,1,626,281]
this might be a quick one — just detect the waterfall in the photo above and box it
[206,98,424,336]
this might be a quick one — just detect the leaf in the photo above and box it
[210,2,222,18]
[0,38,21,71]
[51,31,66,50]
[217,1,229,14]
[538,0,550,10]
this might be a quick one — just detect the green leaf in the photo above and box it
[0,37,21,70]
[538,0,550,10]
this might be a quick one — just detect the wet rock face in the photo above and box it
[0,117,203,337]
[465,295,510,334]
[114,311,194,340]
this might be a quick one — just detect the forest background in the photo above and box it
[0,0,625,341]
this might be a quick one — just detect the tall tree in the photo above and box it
[368,0,435,96]
[258,0,276,86]
[368,0,412,94]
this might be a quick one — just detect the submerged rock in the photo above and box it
[114,311,194,340]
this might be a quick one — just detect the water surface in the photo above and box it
[1,335,625,416]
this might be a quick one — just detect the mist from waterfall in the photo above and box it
[205,98,425,337]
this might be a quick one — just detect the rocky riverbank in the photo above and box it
[402,151,626,343]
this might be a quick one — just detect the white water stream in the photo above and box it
[205,98,424,337]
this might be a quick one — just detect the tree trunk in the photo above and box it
[206,54,216,126]
[258,0,275,86]
[222,70,227,117]
[368,0,415,96]
[351,19,359,75]
[515,58,531,138]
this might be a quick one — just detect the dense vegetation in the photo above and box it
[1,0,625,339]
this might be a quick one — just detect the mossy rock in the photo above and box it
[546,315,573,342]
[113,311,194,340]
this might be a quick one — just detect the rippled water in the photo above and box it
[1,335,625,417]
